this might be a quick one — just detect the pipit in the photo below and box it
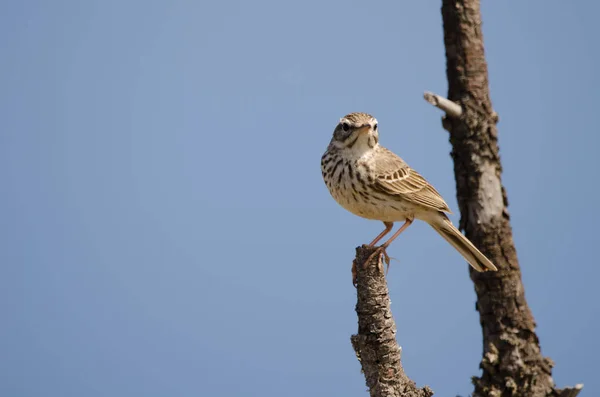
[321,112,497,283]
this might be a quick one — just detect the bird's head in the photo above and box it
[330,112,379,153]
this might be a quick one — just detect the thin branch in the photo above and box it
[351,245,433,397]
[558,384,584,397]
[423,91,462,118]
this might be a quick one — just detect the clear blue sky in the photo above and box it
[1,1,598,396]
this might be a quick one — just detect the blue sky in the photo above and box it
[1,1,598,396]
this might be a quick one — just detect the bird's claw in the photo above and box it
[380,248,391,274]
[365,246,391,273]
[353,247,396,286]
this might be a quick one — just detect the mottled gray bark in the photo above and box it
[430,0,583,396]
[351,245,434,397]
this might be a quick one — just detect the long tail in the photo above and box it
[428,214,497,272]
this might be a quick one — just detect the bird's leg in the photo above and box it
[364,217,414,274]
[368,221,394,246]
[353,222,394,286]
[381,217,414,249]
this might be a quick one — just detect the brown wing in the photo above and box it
[371,147,452,213]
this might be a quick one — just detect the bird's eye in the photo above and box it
[342,123,350,132]
[373,124,378,131]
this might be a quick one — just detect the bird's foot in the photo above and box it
[353,246,395,286]
[365,246,391,274]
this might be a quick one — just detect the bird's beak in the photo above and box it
[357,124,371,134]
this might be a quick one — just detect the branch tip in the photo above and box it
[558,384,584,397]
[423,91,462,118]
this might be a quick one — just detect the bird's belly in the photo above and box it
[329,180,412,223]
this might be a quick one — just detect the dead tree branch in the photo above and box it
[418,0,584,395]
[351,245,434,397]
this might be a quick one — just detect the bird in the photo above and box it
[321,112,497,282]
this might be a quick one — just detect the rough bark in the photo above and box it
[437,0,582,396]
[351,245,434,397]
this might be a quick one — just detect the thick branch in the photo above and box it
[351,245,433,397]
[438,0,582,395]
[423,91,462,117]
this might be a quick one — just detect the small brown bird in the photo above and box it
[321,112,497,279]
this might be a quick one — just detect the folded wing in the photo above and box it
[371,147,452,213]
